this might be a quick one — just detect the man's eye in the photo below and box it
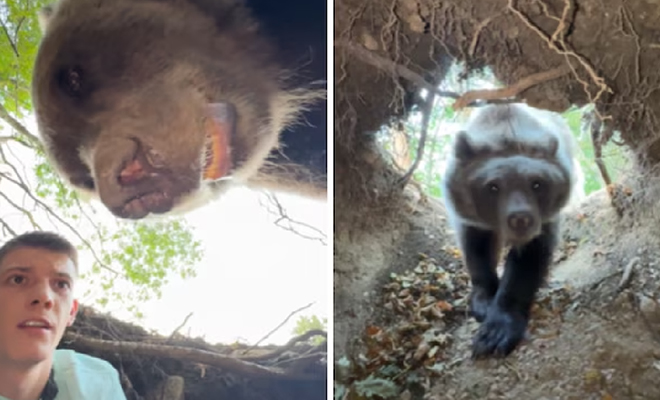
[57,280,71,289]
[9,275,25,285]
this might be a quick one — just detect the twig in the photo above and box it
[0,190,42,230]
[0,218,17,236]
[0,103,43,150]
[452,66,571,110]
[617,256,639,293]
[270,351,326,372]
[242,329,327,362]
[243,302,315,353]
[397,91,435,188]
[0,136,31,148]
[0,20,18,57]
[167,312,194,342]
[261,193,327,245]
[0,171,121,276]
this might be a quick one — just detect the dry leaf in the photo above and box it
[412,340,431,362]
[436,300,453,311]
[366,325,381,336]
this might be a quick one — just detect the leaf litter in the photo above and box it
[336,244,581,400]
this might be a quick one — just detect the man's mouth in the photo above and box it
[18,318,53,330]
[203,102,235,181]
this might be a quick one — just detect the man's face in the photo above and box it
[0,246,78,367]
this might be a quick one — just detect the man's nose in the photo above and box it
[29,281,54,308]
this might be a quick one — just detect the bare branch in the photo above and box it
[270,349,326,373]
[0,218,17,236]
[260,193,327,245]
[242,329,327,362]
[243,302,316,353]
[0,146,33,197]
[167,312,194,343]
[0,102,42,150]
[0,189,42,230]
[0,170,121,276]
[0,135,31,148]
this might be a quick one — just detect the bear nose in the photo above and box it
[507,211,533,232]
[117,139,164,187]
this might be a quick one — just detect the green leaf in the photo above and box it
[353,375,400,399]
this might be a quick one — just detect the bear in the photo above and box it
[31,0,327,219]
[442,102,582,358]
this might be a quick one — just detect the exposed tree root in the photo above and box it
[586,109,615,187]
[397,91,436,188]
[452,65,571,110]
[507,0,613,107]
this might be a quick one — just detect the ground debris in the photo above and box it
[335,253,471,399]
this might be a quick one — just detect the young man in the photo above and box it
[0,231,127,400]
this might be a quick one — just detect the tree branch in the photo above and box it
[0,102,43,150]
[0,189,42,230]
[242,329,327,362]
[244,302,316,353]
[260,193,327,245]
[0,19,18,57]
[0,170,121,276]
[0,218,17,236]
[166,312,194,343]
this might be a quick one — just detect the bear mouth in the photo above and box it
[100,103,238,220]
[202,102,236,182]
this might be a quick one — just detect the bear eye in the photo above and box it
[532,180,542,190]
[487,183,499,192]
[57,66,84,97]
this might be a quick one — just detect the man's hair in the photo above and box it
[0,231,78,273]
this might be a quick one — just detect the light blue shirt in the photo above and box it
[0,349,127,400]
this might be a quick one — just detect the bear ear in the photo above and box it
[37,4,56,35]
[454,130,475,161]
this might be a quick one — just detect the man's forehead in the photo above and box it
[0,246,76,275]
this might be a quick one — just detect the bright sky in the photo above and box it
[0,114,329,346]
